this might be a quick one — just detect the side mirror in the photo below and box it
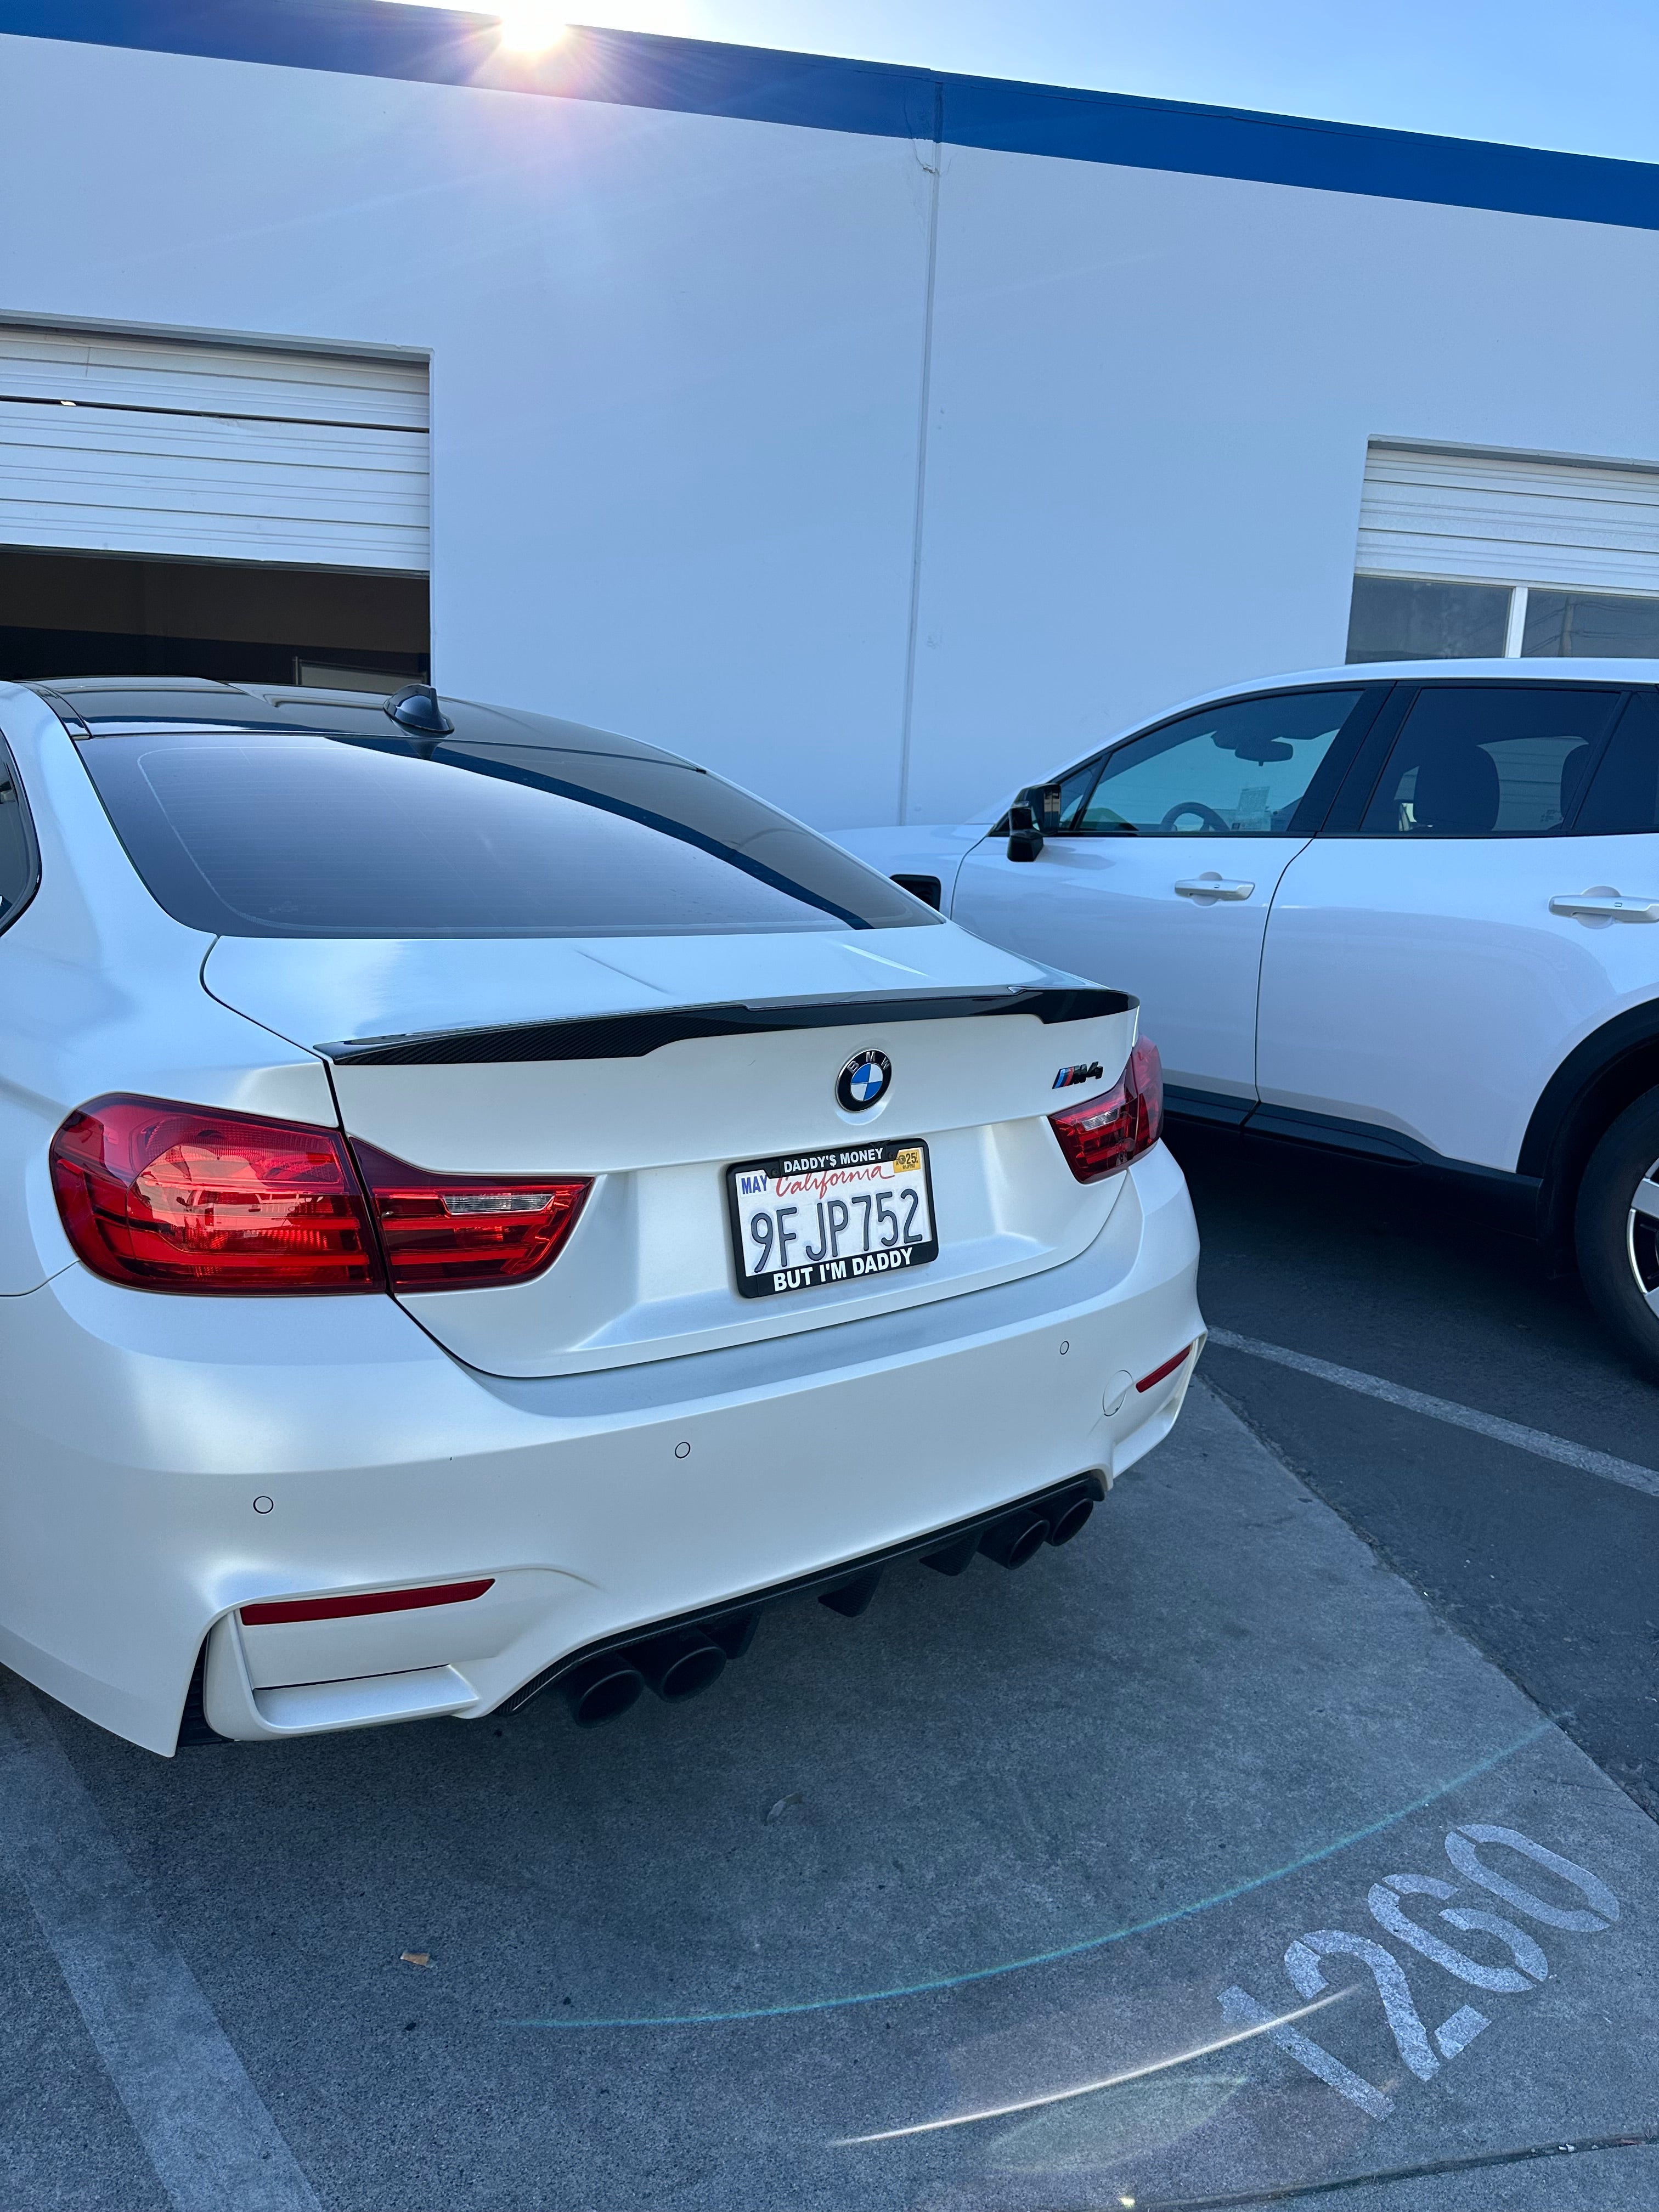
[1007,803,1044,863]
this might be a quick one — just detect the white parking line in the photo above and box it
[1206,1330,1659,1502]
[0,1673,320,2212]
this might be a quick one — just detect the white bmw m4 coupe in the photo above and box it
[0,677,1201,1756]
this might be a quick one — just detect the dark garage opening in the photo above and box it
[0,549,429,691]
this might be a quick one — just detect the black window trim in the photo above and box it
[1318,675,1643,840]
[1564,687,1657,837]
[0,735,41,939]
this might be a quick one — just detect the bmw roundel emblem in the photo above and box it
[836,1048,891,1113]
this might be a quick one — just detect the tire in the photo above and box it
[1575,1087,1659,1383]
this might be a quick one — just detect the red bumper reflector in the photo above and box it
[241,1578,494,1627]
[1136,1343,1195,1394]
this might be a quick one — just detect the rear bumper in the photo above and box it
[0,1146,1201,1753]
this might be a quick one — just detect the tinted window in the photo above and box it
[0,742,38,927]
[1346,576,1512,663]
[71,719,932,938]
[1522,589,1659,659]
[1358,685,1623,837]
[1068,690,1365,837]
[1575,691,1659,833]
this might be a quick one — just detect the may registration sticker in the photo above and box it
[726,1139,939,1300]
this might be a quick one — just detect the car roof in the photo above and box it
[1254,657,1653,686]
[25,676,686,765]
[1096,656,1655,754]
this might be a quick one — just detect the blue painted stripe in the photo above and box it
[3,1,1657,233]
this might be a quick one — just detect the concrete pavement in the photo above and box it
[2,1376,1654,2208]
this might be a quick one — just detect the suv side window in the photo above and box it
[1573,690,1659,834]
[1356,685,1624,837]
[1060,689,1368,837]
[0,741,38,929]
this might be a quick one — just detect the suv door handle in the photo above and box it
[1175,875,1256,901]
[1550,893,1659,923]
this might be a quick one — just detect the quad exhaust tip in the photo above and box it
[924,1480,1093,1573]
[1045,1488,1095,1547]
[977,1506,1051,1569]
[544,1474,1103,1726]
[563,1610,765,1723]
[634,1627,727,1703]
[561,1654,647,1728]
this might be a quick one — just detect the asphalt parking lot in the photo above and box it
[2,1130,1656,2212]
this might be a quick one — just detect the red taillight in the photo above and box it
[50,1098,592,1297]
[1048,1038,1164,1183]
[50,1096,382,1293]
[349,1142,590,1291]
[241,1579,493,1626]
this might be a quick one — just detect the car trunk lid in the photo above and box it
[205,929,1139,1377]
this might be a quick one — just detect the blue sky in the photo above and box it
[390,0,1659,163]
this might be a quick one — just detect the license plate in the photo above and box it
[726,1138,939,1300]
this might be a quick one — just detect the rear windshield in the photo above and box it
[70,719,933,938]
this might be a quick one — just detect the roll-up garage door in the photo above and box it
[1348,441,1659,661]
[0,325,428,572]
[1356,442,1659,593]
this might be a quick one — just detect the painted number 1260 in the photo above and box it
[1219,1823,1620,2119]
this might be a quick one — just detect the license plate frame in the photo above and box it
[725,1138,939,1300]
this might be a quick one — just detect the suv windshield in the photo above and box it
[64,699,933,939]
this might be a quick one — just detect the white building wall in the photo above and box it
[909,151,1659,820]
[0,34,934,827]
[0,29,1656,829]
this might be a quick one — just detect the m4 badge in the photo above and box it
[1053,1060,1105,1090]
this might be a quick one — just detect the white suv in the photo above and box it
[841,661,1659,1379]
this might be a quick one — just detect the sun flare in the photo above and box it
[496,5,570,53]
